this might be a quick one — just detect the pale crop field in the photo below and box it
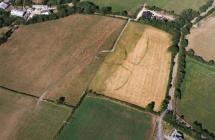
[90,22,172,111]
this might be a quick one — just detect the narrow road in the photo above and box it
[156,1,215,139]
[156,110,167,140]
[167,54,179,111]
[156,54,179,140]
[135,6,146,21]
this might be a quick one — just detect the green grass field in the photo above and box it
[177,56,215,133]
[84,0,207,14]
[145,0,207,14]
[57,95,155,140]
[0,88,71,140]
[82,0,144,15]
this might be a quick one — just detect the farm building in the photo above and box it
[32,5,49,10]
[10,9,26,18]
[0,2,9,10]
[26,5,51,20]
[167,129,184,140]
[142,10,168,22]
[142,11,153,19]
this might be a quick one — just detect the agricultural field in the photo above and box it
[0,14,125,106]
[187,16,215,61]
[0,27,9,34]
[90,22,172,111]
[145,0,207,14]
[177,56,215,133]
[82,0,144,15]
[57,95,155,140]
[84,0,207,15]
[0,87,71,140]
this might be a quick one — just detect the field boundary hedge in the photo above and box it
[193,8,215,24]
[53,90,88,139]
[0,85,75,109]
[87,90,159,115]
[138,17,181,112]
[0,26,18,46]
[173,2,215,138]
[175,0,215,99]
[165,111,215,139]
[186,50,215,66]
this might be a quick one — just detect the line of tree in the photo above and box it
[193,121,215,139]
[174,3,215,99]
[0,26,17,45]
[174,32,188,99]
[0,9,25,28]
[164,111,215,140]
[193,8,215,24]
[173,9,201,99]
[0,0,128,26]
[187,49,215,65]
[11,0,33,6]
[199,0,214,13]
[138,8,200,109]
[145,5,176,15]
[44,0,77,6]
[86,89,160,115]
[0,32,9,44]
[145,0,214,17]
[26,1,128,24]
[169,5,215,139]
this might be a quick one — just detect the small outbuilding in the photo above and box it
[32,5,49,11]
[0,2,9,10]
[168,129,184,140]
[142,11,153,19]
[10,9,26,18]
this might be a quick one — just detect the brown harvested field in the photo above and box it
[187,16,215,61]
[0,14,125,106]
[90,22,172,111]
[0,87,71,140]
